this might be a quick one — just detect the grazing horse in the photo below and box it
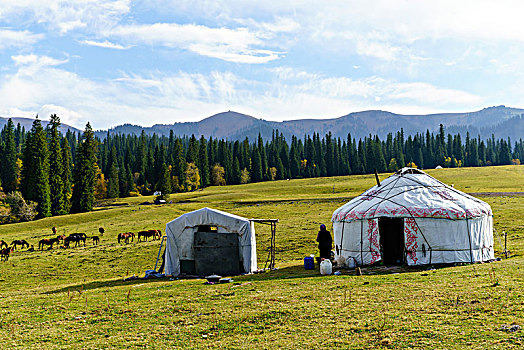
[99,227,105,235]
[38,237,60,250]
[118,232,134,244]
[91,236,100,245]
[11,240,30,250]
[0,247,13,262]
[137,229,162,242]
[64,233,87,248]
[0,240,8,249]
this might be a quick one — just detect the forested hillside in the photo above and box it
[1,115,523,223]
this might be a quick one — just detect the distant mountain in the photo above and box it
[0,116,80,134]
[3,106,523,141]
[96,106,524,141]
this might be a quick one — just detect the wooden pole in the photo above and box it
[504,231,508,259]
[374,169,381,187]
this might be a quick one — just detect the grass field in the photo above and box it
[0,165,523,349]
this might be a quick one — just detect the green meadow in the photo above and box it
[0,165,523,349]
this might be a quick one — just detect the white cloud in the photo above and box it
[108,22,284,63]
[11,54,68,67]
[81,40,130,50]
[356,40,401,61]
[0,56,486,129]
[0,29,43,49]
[38,104,84,127]
[0,0,131,33]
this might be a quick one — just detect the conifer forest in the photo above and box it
[0,115,523,222]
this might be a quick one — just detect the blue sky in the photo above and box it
[1,0,523,129]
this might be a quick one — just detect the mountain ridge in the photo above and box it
[2,106,523,141]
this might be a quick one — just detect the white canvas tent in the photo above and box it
[164,207,257,276]
[332,168,495,266]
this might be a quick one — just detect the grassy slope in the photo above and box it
[0,165,523,349]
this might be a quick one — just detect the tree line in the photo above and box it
[1,116,523,222]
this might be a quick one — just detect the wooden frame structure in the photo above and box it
[250,219,279,271]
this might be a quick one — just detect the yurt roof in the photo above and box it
[332,168,492,222]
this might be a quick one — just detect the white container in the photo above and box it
[334,255,345,267]
[319,259,333,275]
[345,256,356,269]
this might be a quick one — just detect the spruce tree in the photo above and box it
[21,117,51,218]
[232,157,242,184]
[106,145,120,198]
[48,114,68,215]
[71,122,98,213]
[173,139,187,187]
[198,136,210,187]
[0,119,18,192]
[156,163,171,200]
[107,163,119,198]
[61,137,73,212]
[251,148,263,182]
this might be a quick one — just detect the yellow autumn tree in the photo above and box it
[185,162,200,191]
[211,164,226,186]
[94,165,107,200]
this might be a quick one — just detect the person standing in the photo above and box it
[316,224,332,260]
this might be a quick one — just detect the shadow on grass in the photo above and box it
[44,260,489,294]
[44,276,172,294]
[235,261,466,282]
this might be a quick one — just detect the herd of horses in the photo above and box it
[0,227,162,262]
[118,229,162,244]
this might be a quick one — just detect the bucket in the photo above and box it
[304,257,315,270]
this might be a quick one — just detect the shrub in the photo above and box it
[4,191,37,222]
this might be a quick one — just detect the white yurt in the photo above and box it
[165,207,257,276]
[331,168,494,266]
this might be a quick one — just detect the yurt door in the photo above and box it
[194,231,240,276]
[378,218,404,264]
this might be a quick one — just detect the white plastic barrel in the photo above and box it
[346,256,356,269]
[319,259,332,275]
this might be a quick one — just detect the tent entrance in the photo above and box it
[378,217,405,265]
[194,231,240,276]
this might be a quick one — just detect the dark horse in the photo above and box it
[91,236,100,245]
[38,237,60,250]
[1,247,13,262]
[0,240,8,249]
[118,232,135,244]
[11,239,30,250]
[64,233,87,248]
[137,229,162,242]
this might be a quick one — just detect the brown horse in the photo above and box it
[118,232,134,244]
[57,235,66,243]
[0,240,8,249]
[0,247,13,262]
[11,240,30,250]
[137,229,161,242]
[52,226,57,234]
[38,237,60,250]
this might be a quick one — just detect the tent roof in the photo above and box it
[166,207,250,229]
[332,168,492,222]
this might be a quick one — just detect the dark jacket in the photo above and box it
[316,229,332,248]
